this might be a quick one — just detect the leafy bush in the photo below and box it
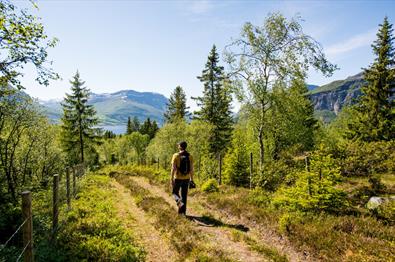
[376,200,395,225]
[252,161,290,191]
[223,126,250,187]
[342,141,395,176]
[247,188,271,208]
[57,175,145,261]
[201,178,219,192]
[273,151,348,212]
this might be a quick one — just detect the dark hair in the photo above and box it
[178,141,187,150]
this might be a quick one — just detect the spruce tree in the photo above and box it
[140,117,159,139]
[60,71,99,164]
[193,45,233,155]
[126,116,132,135]
[164,86,190,123]
[352,17,395,141]
[131,116,140,133]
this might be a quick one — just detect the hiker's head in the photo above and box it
[178,141,187,151]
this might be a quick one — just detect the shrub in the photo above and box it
[201,178,219,192]
[376,200,395,225]
[273,151,348,212]
[252,161,290,191]
[57,175,145,261]
[247,188,271,208]
[368,175,387,194]
[342,141,395,176]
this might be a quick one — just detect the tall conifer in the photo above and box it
[60,71,99,164]
[126,116,132,135]
[352,17,395,141]
[164,86,190,123]
[193,45,233,155]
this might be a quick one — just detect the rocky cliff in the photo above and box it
[309,73,365,115]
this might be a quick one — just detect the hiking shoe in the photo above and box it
[177,199,184,208]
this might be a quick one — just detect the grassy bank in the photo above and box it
[99,164,395,261]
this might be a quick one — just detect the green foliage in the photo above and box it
[247,188,271,208]
[273,151,348,212]
[342,140,395,176]
[193,45,233,155]
[253,161,290,192]
[139,117,159,139]
[126,116,140,135]
[0,1,59,89]
[376,200,395,224]
[164,86,190,123]
[201,178,219,192]
[225,13,336,169]
[60,71,99,165]
[349,17,395,141]
[146,120,213,176]
[223,126,249,187]
[0,93,64,202]
[58,175,145,261]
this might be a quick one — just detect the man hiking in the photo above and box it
[171,141,195,215]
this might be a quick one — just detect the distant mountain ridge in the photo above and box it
[41,89,168,126]
[308,72,365,122]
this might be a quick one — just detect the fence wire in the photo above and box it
[15,240,30,262]
[0,217,29,253]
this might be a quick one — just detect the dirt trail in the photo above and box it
[111,180,178,262]
[130,176,268,262]
[131,176,310,262]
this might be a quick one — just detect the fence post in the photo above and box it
[73,168,76,197]
[66,168,71,210]
[198,155,201,180]
[157,157,160,170]
[250,152,253,189]
[22,191,33,262]
[52,174,59,235]
[218,154,222,185]
[305,156,310,172]
[305,156,312,196]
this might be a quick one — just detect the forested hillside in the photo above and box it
[0,1,394,262]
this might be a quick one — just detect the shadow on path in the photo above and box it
[187,215,249,232]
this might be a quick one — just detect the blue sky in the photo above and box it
[19,0,395,110]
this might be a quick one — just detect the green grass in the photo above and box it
[230,230,288,262]
[113,173,233,262]
[56,174,146,261]
[100,165,395,261]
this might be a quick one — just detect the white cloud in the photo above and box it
[326,29,376,57]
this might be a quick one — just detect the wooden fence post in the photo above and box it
[66,168,71,210]
[305,156,310,172]
[250,152,253,189]
[73,168,76,197]
[52,174,59,235]
[218,154,222,185]
[22,191,33,262]
[198,155,201,180]
[305,156,312,196]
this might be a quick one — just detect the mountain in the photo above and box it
[307,84,319,91]
[40,90,168,126]
[308,73,365,123]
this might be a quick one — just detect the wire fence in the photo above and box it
[0,163,86,262]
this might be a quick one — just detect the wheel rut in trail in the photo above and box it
[129,176,268,262]
[111,180,177,262]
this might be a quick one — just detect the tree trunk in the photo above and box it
[79,119,84,163]
[258,125,264,171]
